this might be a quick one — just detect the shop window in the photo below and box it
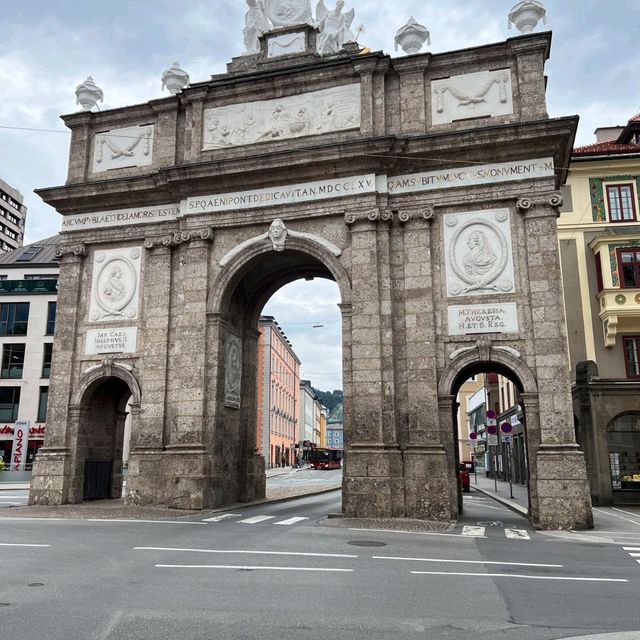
[606,184,637,222]
[46,301,56,335]
[0,386,20,422]
[42,343,53,378]
[608,413,640,492]
[624,336,640,379]
[0,302,29,336]
[37,387,48,422]
[1,343,25,379]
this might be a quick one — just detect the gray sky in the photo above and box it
[1,0,638,390]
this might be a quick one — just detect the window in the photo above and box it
[624,337,640,379]
[46,302,56,335]
[606,184,637,222]
[0,387,20,421]
[618,249,640,289]
[0,302,29,336]
[37,387,48,422]
[1,343,25,379]
[42,343,53,378]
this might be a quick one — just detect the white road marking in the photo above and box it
[623,547,640,551]
[505,528,530,540]
[238,515,276,524]
[0,501,25,505]
[274,517,309,526]
[411,571,628,582]
[347,528,482,539]
[0,543,50,547]
[612,507,640,522]
[202,514,242,522]
[475,505,509,512]
[593,507,640,527]
[135,547,358,558]
[462,526,485,537]
[155,564,354,573]
[373,555,562,568]
[629,553,640,558]
[86,519,205,525]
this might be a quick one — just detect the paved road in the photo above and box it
[1,487,640,639]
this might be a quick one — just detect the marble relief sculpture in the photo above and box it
[266,0,313,27]
[315,0,355,56]
[244,0,270,54]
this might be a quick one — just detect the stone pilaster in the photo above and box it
[342,210,402,518]
[518,194,593,530]
[394,57,429,134]
[509,37,549,120]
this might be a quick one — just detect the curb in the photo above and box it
[473,484,530,518]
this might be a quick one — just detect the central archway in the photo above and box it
[208,234,351,506]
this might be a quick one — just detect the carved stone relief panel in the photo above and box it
[431,70,513,125]
[92,124,154,173]
[267,31,307,58]
[88,247,142,322]
[443,209,515,298]
[203,84,361,150]
[224,335,242,409]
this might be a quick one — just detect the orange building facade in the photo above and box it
[256,316,301,468]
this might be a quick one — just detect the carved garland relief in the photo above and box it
[202,84,361,150]
[89,247,142,322]
[92,125,154,173]
[431,70,513,125]
[444,209,515,298]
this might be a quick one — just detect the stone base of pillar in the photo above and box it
[29,448,74,506]
[126,446,212,510]
[343,445,405,518]
[238,454,266,503]
[534,444,594,530]
[403,446,457,522]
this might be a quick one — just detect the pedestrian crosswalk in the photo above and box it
[202,513,310,527]
[622,547,640,565]
[461,525,531,540]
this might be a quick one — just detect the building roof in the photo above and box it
[0,235,61,267]
[574,111,640,158]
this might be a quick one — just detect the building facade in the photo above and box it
[326,422,344,449]
[0,236,59,477]
[559,115,640,505]
[456,376,484,464]
[256,316,300,468]
[0,178,27,253]
[30,19,592,529]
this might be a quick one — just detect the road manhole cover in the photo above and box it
[348,540,387,547]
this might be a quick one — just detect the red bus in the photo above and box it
[309,447,343,470]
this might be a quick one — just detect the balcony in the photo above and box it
[597,288,640,347]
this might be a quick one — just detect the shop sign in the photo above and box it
[29,425,46,436]
[609,415,640,433]
[10,420,29,471]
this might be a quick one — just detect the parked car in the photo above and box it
[459,463,470,492]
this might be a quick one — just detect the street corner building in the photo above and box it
[30,8,593,530]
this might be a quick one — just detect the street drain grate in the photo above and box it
[348,540,387,547]
[27,583,44,588]
[0,603,10,607]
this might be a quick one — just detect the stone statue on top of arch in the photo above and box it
[244,0,270,54]
[315,0,355,56]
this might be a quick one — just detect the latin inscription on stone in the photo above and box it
[431,69,514,125]
[92,124,154,173]
[89,247,142,323]
[444,209,516,298]
[85,327,138,355]
[448,303,518,336]
[203,84,360,150]
[61,204,179,232]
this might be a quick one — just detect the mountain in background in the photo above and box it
[313,388,343,418]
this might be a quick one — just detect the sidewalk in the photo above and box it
[471,472,529,516]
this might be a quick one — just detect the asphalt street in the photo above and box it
[0,480,639,640]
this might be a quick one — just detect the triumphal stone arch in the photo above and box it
[31,13,593,529]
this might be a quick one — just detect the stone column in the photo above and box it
[399,207,455,521]
[395,57,429,134]
[509,37,549,120]
[61,112,92,183]
[29,244,87,506]
[343,210,402,518]
[518,194,593,530]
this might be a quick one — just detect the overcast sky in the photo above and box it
[1,0,638,390]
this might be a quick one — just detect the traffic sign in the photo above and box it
[487,434,498,446]
[486,410,497,420]
[500,422,513,434]
[486,424,498,435]
[469,432,478,440]
[502,435,513,444]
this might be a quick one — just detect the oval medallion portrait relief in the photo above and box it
[95,257,137,316]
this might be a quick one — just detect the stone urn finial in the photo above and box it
[75,76,104,111]
[508,1,547,34]
[161,62,190,95]
[394,17,431,55]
